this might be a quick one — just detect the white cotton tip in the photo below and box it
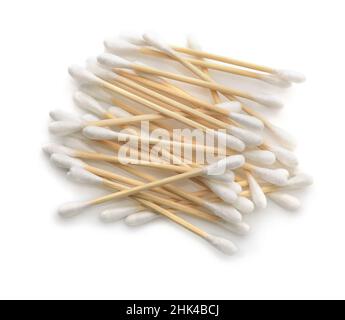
[252,93,284,109]
[268,192,301,211]
[120,32,147,46]
[142,33,174,56]
[125,211,159,226]
[104,38,140,54]
[286,173,314,189]
[215,131,245,152]
[204,201,242,224]
[267,123,297,150]
[228,126,263,147]
[108,106,132,118]
[233,196,255,214]
[79,84,113,103]
[82,126,118,141]
[63,137,95,152]
[49,109,79,122]
[205,155,245,177]
[86,58,118,82]
[229,113,264,131]
[227,181,242,194]
[50,153,85,170]
[251,166,289,186]
[216,101,242,113]
[49,120,84,136]
[274,69,306,83]
[205,234,238,256]
[244,150,276,166]
[74,91,106,117]
[67,167,103,186]
[68,65,101,85]
[42,143,75,156]
[100,206,143,222]
[203,179,238,205]
[218,221,251,236]
[58,201,90,218]
[187,35,202,50]
[97,53,133,70]
[206,172,235,183]
[260,74,291,88]
[268,145,298,168]
[247,173,267,209]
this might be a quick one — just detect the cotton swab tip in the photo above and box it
[216,131,245,152]
[251,167,290,186]
[274,69,306,83]
[68,65,101,85]
[286,173,313,189]
[229,113,264,131]
[67,167,103,186]
[100,206,143,222]
[268,192,301,211]
[58,201,90,218]
[204,202,242,224]
[50,153,85,170]
[74,91,107,116]
[253,93,284,109]
[125,211,159,226]
[83,126,116,140]
[97,53,133,69]
[49,121,84,136]
[244,150,276,166]
[228,126,263,147]
[205,234,238,255]
[233,197,255,214]
[42,143,75,156]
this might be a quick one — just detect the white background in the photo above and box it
[0,0,344,300]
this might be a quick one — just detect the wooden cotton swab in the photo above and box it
[120,33,305,83]
[97,53,284,109]
[105,38,289,87]
[64,167,238,254]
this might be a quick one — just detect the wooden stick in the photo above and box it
[76,150,190,173]
[110,73,231,130]
[88,166,212,205]
[89,114,165,127]
[170,46,275,74]
[139,47,270,79]
[125,63,261,101]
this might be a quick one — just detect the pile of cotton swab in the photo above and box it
[44,32,312,255]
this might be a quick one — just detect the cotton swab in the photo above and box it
[45,33,312,255]
[106,38,291,88]
[127,34,306,83]
[268,192,301,211]
[97,53,284,109]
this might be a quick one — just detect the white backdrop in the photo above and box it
[0,0,344,300]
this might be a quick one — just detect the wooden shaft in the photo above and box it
[133,64,254,100]
[101,177,209,238]
[89,166,205,205]
[76,151,189,173]
[119,71,229,116]
[139,47,266,79]
[99,77,212,131]
[112,73,231,130]
[89,114,165,127]
[171,46,275,74]
[102,178,218,222]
